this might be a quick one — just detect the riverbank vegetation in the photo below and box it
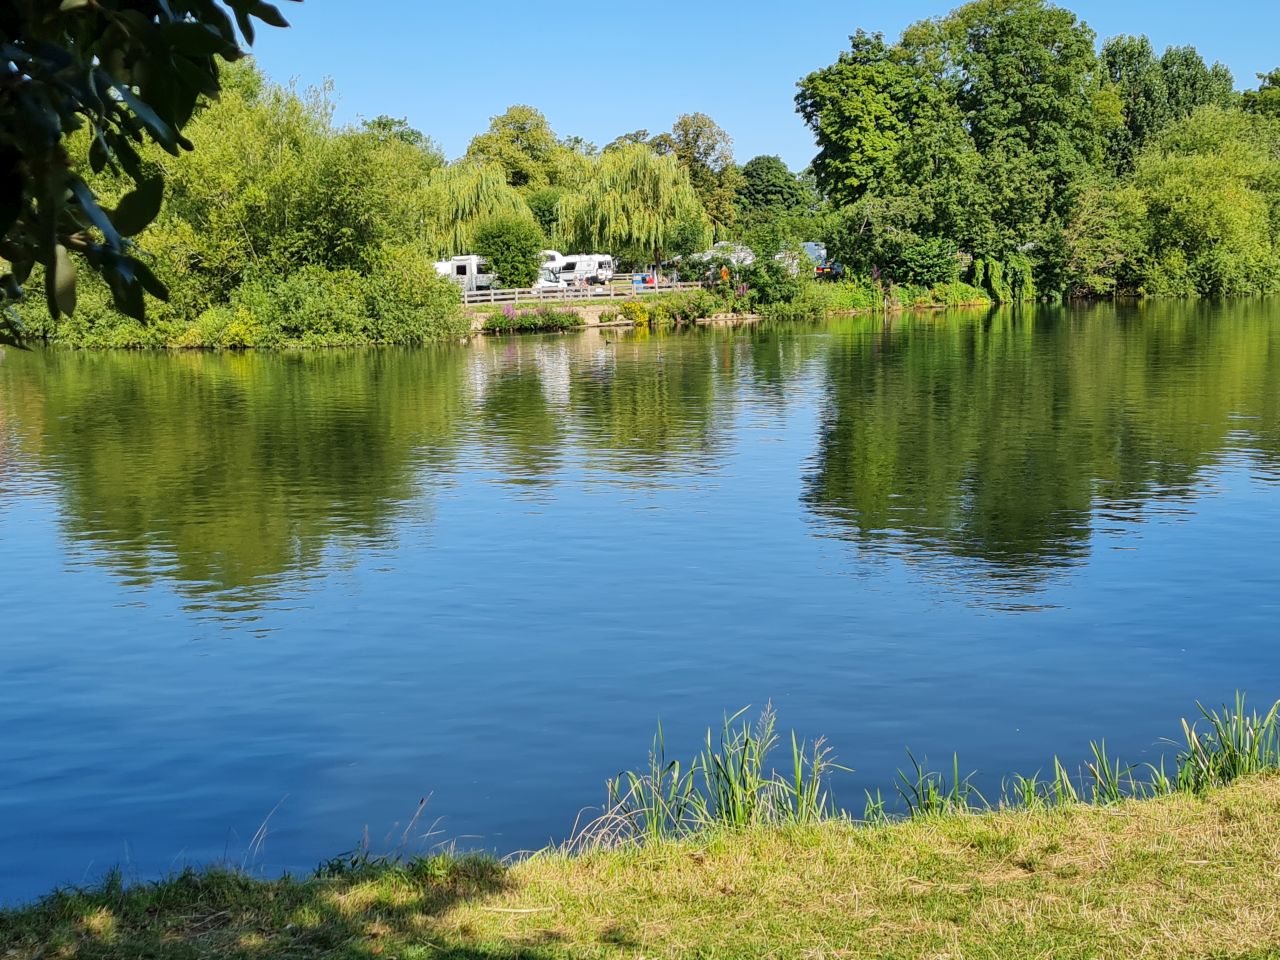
[798,6,1280,299]
[3,696,1278,958]
[5,0,1279,348]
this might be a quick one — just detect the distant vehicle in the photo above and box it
[801,242,844,280]
[434,255,495,292]
[683,241,756,267]
[559,254,615,285]
[532,268,567,291]
[541,250,566,275]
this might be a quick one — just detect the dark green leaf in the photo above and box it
[88,134,111,174]
[251,2,291,29]
[233,8,256,45]
[69,178,122,249]
[130,258,170,301]
[110,273,146,322]
[111,177,164,237]
[0,162,22,238]
[163,22,235,58]
[50,244,77,317]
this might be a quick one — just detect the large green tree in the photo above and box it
[737,156,810,216]
[1101,35,1170,173]
[1244,70,1280,119]
[1160,46,1236,120]
[800,0,1116,293]
[465,105,558,189]
[423,162,533,256]
[660,113,743,237]
[558,144,710,267]
[1,0,296,336]
[796,31,916,208]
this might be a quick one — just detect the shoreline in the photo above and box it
[4,698,1278,957]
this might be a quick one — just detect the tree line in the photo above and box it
[4,0,1279,347]
[797,2,1280,298]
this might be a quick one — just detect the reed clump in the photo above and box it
[572,693,1280,849]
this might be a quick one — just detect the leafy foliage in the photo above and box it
[559,145,710,264]
[1243,69,1280,119]
[14,63,466,346]
[796,0,1277,300]
[0,0,297,336]
[737,155,812,218]
[472,214,546,288]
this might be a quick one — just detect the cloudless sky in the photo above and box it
[251,1,1280,171]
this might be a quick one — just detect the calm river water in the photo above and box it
[1,301,1278,902]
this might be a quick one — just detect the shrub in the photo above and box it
[618,301,649,325]
[742,257,806,305]
[227,267,368,346]
[363,245,469,343]
[900,238,960,285]
[472,214,547,288]
[649,299,676,327]
[482,306,582,333]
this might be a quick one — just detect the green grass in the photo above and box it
[5,697,1280,959]
[5,777,1280,959]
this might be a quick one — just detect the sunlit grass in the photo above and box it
[4,695,1279,959]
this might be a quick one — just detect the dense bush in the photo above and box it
[362,246,473,343]
[741,258,806,306]
[472,215,547,288]
[482,306,583,333]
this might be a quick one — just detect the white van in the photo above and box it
[558,254,615,286]
[434,255,496,292]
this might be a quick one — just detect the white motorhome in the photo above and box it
[434,255,496,293]
[541,250,567,275]
[558,254,615,286]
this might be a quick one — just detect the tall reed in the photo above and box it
[571,695,1280,851]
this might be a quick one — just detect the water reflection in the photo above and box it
[806,300,1280,583]
[1,301,1278,607]
[0,348,470,609]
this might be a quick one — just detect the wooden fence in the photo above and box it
[462,278,704,306]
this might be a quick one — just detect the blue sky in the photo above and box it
[251,1,1280,171]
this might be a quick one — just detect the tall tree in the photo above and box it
[1160,46,1236,119]
[796,31,915,207]
[558,145,710,267]
[465,105,558,189]
[663,113,743,237]
[737,156,809,216]
[1101,35,1170,173]
[799,0,1113,291]
[0,0,297,334]
[423,162,533,256]
[1244,70,1280,119]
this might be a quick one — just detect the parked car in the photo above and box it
[798,241,843,280]
[532,269,567,291]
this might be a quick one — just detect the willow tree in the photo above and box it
[422,162,532,256]
[558,145,709,267]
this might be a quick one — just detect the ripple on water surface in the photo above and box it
[1,301,1279,902]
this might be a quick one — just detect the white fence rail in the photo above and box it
[462,280,704,306]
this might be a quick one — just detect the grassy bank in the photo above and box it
[4,698,1277,958]
[4,777,1279,959]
